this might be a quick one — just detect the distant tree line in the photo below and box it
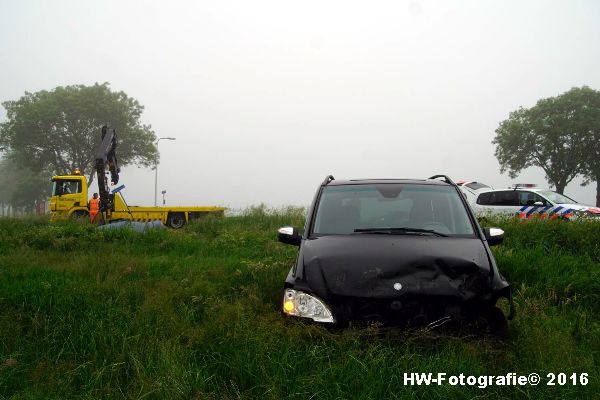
[0,83,157,214]
[1,83,598,212]
[493,86,600,206]
[0,157,50,216]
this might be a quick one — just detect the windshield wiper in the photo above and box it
[353,227,448,237]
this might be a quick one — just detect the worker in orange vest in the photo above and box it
[88,193,100,223]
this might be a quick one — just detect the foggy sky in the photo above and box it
[1,0,599,209]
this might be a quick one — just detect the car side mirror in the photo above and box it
[533,201,544,206]
[278,226,301,246]
[484,227,504,246]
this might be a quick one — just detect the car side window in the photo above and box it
[481,190,518,206]
[517,191,548,206]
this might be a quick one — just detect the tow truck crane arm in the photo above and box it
[95,126,120,220]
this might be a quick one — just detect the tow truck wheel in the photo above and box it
[70,210,89,220]
[167,213,186,229]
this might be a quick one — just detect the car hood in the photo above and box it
[300,235,496,300]
[556,203,600,215]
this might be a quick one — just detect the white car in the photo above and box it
[473,185,600,220]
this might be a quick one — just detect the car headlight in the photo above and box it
[283,289,335,323]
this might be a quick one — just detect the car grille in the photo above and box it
[331,295,467,326]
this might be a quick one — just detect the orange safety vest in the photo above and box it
[89,198,100,221]
[89,198,100,212]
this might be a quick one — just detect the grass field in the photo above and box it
[0,208,598,399]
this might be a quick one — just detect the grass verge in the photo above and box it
[0,210,598,399]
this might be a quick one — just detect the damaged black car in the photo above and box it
[278,175,514,335]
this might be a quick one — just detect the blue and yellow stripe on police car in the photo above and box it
[516,205,574,220]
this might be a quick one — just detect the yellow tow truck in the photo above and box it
[49,126,225,228]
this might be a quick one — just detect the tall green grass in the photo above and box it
[0,210,598,399]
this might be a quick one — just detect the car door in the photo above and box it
[515,190,554,218]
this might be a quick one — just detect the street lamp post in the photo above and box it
[154,137,176,206]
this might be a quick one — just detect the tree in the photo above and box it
[0,155,50,215]
[0,83,157,185]
[493,86,598,195]
[0,158,13,216]
[577,88,600,206]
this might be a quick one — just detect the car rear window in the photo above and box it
[312,184,475,237]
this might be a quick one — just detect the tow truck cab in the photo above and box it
[50,174,90,217]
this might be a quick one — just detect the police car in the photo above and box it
[473,184,600,220]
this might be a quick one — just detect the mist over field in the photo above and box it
[1,0,600,208]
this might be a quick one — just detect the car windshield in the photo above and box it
[51,179,82,196]
[537,190,577,204]
[464,182,490,190]
[312,184,475,237]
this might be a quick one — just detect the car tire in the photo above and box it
[486,306,508,338]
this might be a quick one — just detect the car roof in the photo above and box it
[478,187,549,193]
[327,178,451,186]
